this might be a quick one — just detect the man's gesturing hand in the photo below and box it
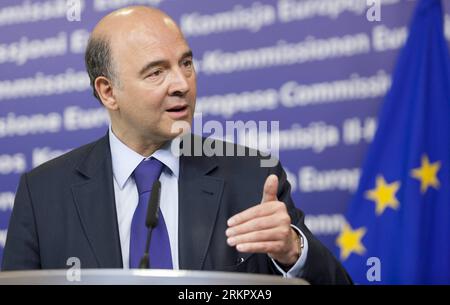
[226,174,301,267]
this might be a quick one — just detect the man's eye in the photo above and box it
[183,60,193,68]
[148,70,163,78]
[150,70,162,76]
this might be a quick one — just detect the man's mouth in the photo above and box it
[166,104,188,112]
[166,104,189,119]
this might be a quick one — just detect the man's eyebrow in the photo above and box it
[180,50,194,61]
[138,50,194,76]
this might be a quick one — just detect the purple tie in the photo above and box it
[129,158,173,269]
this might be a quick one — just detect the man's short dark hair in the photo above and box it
[84,36,118,103]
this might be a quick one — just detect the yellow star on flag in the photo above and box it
[365,175,400,215]
[336,222,366,261]
[411,154,441,193]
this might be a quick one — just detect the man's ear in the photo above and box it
[95,76,119,110]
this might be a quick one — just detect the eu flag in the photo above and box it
[337,0,450,284]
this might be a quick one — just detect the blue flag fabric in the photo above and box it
[337,0,450,284]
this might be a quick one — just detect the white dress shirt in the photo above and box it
[109,127,308,277]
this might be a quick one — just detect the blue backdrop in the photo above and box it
[1,0,449,265]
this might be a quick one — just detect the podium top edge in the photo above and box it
[0,269,310,285]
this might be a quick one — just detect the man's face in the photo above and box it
[110,20,197,143]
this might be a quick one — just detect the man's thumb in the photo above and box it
[261,174,279,203]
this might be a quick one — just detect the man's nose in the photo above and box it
[168,68,190,97]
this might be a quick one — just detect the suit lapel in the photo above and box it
[71,135,123,268]
[178,152,224,270]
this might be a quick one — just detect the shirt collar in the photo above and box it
[109,126,179,189]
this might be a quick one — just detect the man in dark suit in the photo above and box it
[2,6,351,285]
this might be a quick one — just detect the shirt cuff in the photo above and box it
[270,225,309,278]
